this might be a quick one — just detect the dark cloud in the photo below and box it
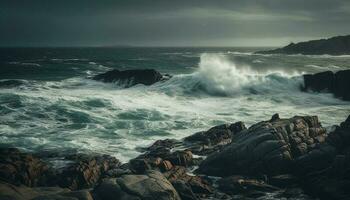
[0,0,349,46]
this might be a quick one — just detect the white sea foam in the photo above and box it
[1,53,349,162]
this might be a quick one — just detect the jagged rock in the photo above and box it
[129,142,193,173]
[0,148,50,187]
[163,166,213,196]
[58,154,121,190]
[302,69,350,101]
[93,170,181,200]
[184,121,246,155]
[257,35,350,55]
[197,115,327,176]
[93,69,169,87]
[171,180,198,200]
[295,115,350,200]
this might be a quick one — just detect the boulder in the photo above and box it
[302,69,350,101]
[57,154,121,190]
[129,139,193,173]
[0,148,50,187]
[334,70,350,100]
[184,121,246,155]
[170,180,198,200]
[92,69,168,87]
[197,115,327,176]
[295,115,350,199]
[303,71,334,92]
[163,166,213,196]
[93,170,181,200]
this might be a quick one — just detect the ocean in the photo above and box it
[0,47,349,162]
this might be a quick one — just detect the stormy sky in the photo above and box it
[1,0,350,47]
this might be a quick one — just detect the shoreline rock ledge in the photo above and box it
[1,114,350,200]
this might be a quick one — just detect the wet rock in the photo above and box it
[296,115,350,199]
[334,70,350,100]
[129,141,193,173]
[58,154,121,190]
[197,115,327,176]
[163,166,213,196]
[302,69,350,101]
[0,148,50,187]
[165,150,193,167]
[171,180,198,200]
[93,69,169,87]
[303,71,335,92]
[93,170,181,200]
[184,121,246,155]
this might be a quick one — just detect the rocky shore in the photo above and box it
[1,113,349,200]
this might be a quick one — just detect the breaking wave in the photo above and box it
[156,53,303,96]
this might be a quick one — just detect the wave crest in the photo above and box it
[158,53,303,96]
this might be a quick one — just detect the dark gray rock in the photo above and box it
[302,69,350,101]
[197,115,327,176]
[334,70,350,100]
[184,121,246,155]
[93,170,181,200]
[57,154,121,190]
[295,115,350,200]
[93,69,168,87]
[217,176,280,195]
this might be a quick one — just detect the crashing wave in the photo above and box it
[156,53,303,96]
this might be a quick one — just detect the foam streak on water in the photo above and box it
[0,49,349,162]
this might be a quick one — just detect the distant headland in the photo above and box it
[257,35,350,55]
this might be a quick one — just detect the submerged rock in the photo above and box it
[302,69,350,101]
[197,115,327,176]
[257,35,350,55]
[92,69,169,87]
[93,170,181,200]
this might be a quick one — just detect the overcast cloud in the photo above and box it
[1,0,349,46]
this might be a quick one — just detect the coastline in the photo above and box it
[1,113,349,200]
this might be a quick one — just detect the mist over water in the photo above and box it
[0,47,349,162]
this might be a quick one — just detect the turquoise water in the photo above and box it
[0,47,349,162]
